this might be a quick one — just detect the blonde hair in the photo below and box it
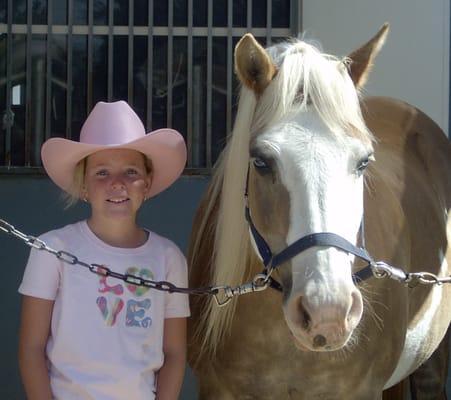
[63,152,153,208]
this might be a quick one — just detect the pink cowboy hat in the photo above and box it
[41,100,187,198]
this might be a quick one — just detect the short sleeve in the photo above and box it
[164,244,190,319]
[18,235,62,301]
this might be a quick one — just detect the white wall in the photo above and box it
[302,0,450,134]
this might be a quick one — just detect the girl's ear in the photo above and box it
[144,175,152,198]
[81,185,88,201]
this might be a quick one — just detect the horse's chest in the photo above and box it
[222,307,368,399]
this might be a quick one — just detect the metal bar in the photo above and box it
[192,65,203,167]
[45,0,53,140]
[266,0,272,45]
[290,0,302,36]
[1,25,292,37]
[226,0,233,142]
[186,0,193,167]
[128,0,134,105]
[87,0,94,112]
[206,0,213,168]
[247,0,252,30]
[25,0,32,164]
[4,0,14,167]
[167,0,173,128]
[107,0,114,100]
[146,0,154,130]
[66,0,74,139]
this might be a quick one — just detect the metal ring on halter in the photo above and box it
[370,261,389,279]
[253,273,271,289]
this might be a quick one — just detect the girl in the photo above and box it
[18,101,190,400]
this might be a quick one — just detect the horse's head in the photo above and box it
[234,26,388,352]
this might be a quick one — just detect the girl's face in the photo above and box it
[83,148,151,221]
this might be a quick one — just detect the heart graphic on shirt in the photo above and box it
[96,296,124,326]
[125,267,154,297]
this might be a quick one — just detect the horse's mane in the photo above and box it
[191,38,373,357]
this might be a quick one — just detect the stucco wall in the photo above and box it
[303,0,450,133]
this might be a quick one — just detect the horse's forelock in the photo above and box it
[253,39,373,144]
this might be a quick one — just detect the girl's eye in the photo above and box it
[96,170,108,176]
[126,169,138,175]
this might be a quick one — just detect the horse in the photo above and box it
[187,24,451,399]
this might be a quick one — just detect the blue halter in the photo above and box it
[244,166,374,292]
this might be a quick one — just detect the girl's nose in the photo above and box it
[110,176,125,189]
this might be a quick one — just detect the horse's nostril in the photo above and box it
[313,334,327,348]
[297,298,311,331]
[301,309,311,330]
[347,290,363,327]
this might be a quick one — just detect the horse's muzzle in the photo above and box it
[285,287,363,351]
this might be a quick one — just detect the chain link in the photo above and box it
[2,218,450,306]
[0,218,272,304]
[1,218,222,297]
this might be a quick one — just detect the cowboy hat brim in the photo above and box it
[41,128,187,198]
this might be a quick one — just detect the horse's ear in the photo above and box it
[347,23,389,88]
[235,33,276,95]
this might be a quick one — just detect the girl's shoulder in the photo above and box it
[144,230,185,261]
[38,220,85,247]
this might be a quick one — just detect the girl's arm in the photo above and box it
[156,317,187,400]
[18,295,54,400]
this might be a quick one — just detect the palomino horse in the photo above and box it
[188,25,451,399]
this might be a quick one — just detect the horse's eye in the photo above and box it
[253,157,270,173]
[356,153,374,175]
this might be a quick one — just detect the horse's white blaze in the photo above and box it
[383,256,447,389]
[269,113,366,241]
[266,111,368,347]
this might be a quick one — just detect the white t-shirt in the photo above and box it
[19,220,190,400]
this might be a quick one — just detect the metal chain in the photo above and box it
[0,219,237,304]
[1,219,450,308]
[0,218,275,306]
[370,261,451,287]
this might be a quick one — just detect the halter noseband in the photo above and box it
[244,166,374,292]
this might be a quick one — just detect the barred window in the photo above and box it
[0,0,300,173]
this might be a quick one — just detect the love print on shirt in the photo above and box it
[96,265,154,328]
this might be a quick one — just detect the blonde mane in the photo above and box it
[191,39,373,356]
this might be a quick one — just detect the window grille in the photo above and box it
[0,0,300,174]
